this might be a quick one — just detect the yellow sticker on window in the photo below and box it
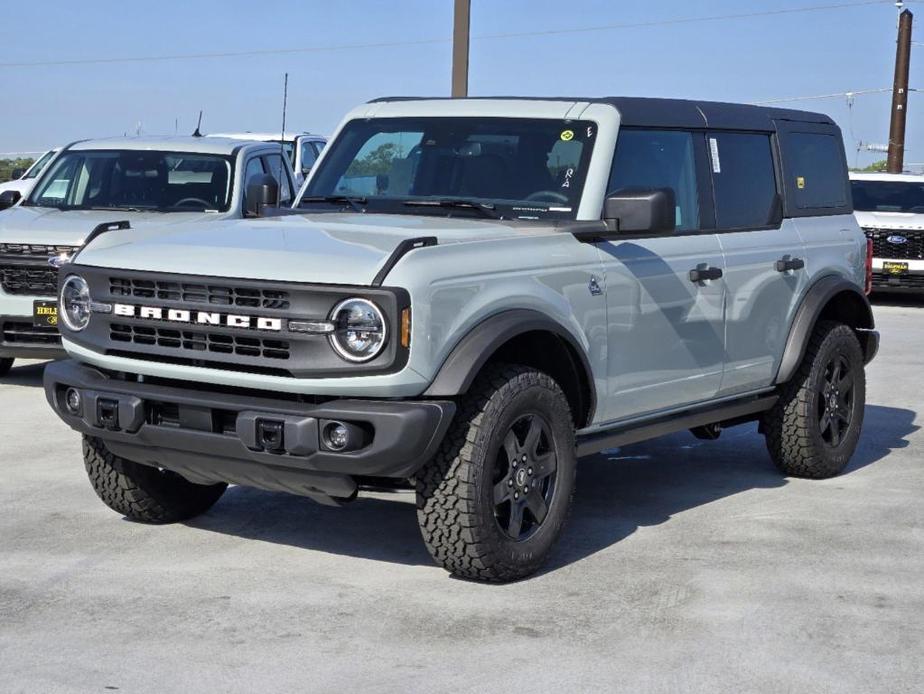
[796,176,806,189]
[560,130,574,142]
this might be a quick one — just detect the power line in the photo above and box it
[0,0,891,69]
[754,87,920,104]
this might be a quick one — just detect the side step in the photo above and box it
[575,394,778,457]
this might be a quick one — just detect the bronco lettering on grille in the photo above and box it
[112,303,283,331]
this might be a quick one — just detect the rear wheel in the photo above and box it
[415,364,576,582]
[764,321,865,478]
[0,358,13,376]
[83,436,227,523]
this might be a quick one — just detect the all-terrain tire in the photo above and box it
[764,320,866,479]
[0,358,13,376]
[415,364,576,582]
[83,435,227,523]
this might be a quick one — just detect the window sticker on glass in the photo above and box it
[797,176,806,189]
[560,130,574,142]
[709,137,721,173]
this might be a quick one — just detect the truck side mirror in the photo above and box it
[0,190,22,211]
[10,168,24,180]
[603,188,676,234]
[245,174,280,217]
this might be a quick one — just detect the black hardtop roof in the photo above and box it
[368,96,835,131]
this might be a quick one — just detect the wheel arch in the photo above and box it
[776,275,876,385]
[423,309,596,427]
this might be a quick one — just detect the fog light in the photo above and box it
[64,388,81,415]
[326,422,350,451]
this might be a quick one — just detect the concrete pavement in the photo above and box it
[1,301,922,693]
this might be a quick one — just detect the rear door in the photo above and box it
[598,128,726,422]
[708,130,808,395]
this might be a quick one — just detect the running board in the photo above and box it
[575,394,778,457]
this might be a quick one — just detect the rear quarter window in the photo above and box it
[780,131,849,212]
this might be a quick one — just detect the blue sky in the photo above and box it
[1,0,920,168]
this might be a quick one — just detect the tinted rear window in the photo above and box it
[784,133,847,209]
[710,132,778,229]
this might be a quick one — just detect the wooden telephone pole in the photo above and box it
[451,0,471,97]
[887,9,914,173]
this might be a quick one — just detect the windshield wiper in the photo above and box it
[403,199,501,219]
[300,195,367,213]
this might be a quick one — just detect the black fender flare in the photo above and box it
[423,309,597,422]
[775,276,875,384]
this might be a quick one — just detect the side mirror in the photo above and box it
[10,168,24,180]
[602,188,676,234]
[245,174,279,217]
[0,190,22,211]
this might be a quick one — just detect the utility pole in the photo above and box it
[887,8,914,173]
[451,0,471,97]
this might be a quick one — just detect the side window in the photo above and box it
[263,153,294,203]
[241,157,265,209]
[783,132,848,209]
[299,141,318,175]
[608,129,700,231]
[709,132,778,229]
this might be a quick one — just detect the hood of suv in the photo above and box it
[74,212,554,286]
[854,209,924,231]
[0,205,224,246]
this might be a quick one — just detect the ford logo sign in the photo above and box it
[47,253,73,269]
[886,235,909,245]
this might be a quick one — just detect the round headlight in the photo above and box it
[60,274,91,331]
[329,298,387,362]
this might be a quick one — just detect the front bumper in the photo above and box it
[0,314,63,359]
[44,360,456,502]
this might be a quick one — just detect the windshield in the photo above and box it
[27,150,234,212]
[23,150,56,179]
[851,180,924,213]
[303,117,597,220]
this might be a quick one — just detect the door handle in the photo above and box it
[775,256,805,272]
[688,265,723,283]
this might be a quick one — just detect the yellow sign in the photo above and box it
[796,176,806,189]
[560,130,574,142]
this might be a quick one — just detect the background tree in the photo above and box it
[0,158,35,183]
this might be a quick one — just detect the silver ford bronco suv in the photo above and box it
[44,97,878,582]
[0,136,297,375]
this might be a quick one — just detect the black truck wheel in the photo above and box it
[83,436,227,523]
[415,364,576,582]
[0,358,13,376]
[764,321,866,479]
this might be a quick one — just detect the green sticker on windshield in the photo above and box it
[560,130,574,142]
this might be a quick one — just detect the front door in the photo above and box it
[599,128,726,422]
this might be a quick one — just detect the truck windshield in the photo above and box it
[23,150,56,179]
[27,150,234,212]
[851,180,924,213]
[303,117,597,220]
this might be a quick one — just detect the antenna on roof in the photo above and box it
[278,73,289,206]
[192,110,204,138]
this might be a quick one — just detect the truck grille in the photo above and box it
[65,266,406,379]
[110,323,291,360]
[0,244,78,296]
[109,277,290,310]
[864,228,924,260]
[1,321,61,345]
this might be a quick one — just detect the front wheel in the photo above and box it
[0,358,13,376]
[83,436,227,523]
[415,364,576,582]
[764,321,866,478]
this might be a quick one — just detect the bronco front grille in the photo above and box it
[109,277,290,310]
[1,321,61,345]
[110,323,291,360]
[864,228,924,260]
[0,244,79,296]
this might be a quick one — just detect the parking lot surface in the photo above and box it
[1,301,922,693]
